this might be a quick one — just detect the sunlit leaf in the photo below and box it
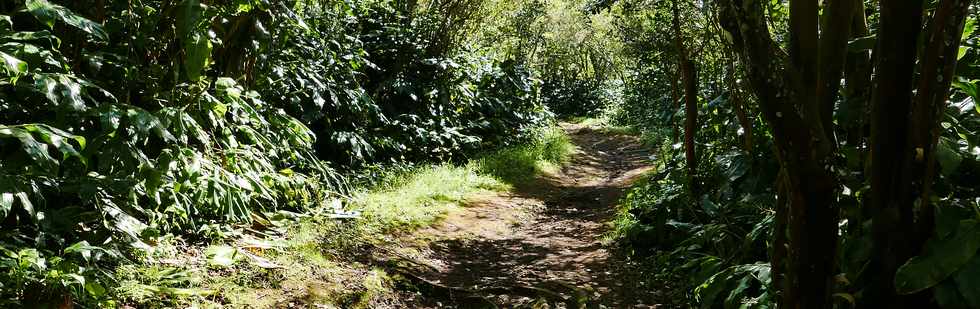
[84,281,106,297]
[0,51,27,79]
[894,219,980,294]
[183,32,212,81]
[127,106,176,142]
[963,17,976,40]
[0,15,11,33]
[34,73,89,111]
[25,0,108,41]
[0,192,13,219]
[1,125,58,170]
[15,192,34,218]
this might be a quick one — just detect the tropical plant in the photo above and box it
[0,0,552,306]
[611,0,980,307]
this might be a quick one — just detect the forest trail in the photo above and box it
[387,123,666,308]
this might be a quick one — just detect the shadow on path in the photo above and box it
[409,123,664,308]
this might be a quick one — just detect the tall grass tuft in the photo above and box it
[474,126,575,185]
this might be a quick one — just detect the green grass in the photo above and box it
[352,125,574,235]
[351,164,507,235]
[116,125,576,308]
[569,116,639,135]
[475,126,574,184]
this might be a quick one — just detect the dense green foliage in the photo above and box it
[610,0,980,307]
[476,0,623,118]
[5,0,977,307]
[256,1,551,165]
[0,0,556,306]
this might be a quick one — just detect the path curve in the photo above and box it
[401,123,664,308]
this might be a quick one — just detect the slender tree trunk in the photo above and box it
[720,0,969,306]
[866,0,926,306]
[771,167,789,294]
[910,0,970,242]
[681,59,698,184]
[717,0,849,307]
[843,0,872,147]
[727,56,753,152]
[671,68,681,144]
[95,0,106,22]
[816,0,856,142]
[672,0,699,195]
[866,0,970,307]
[731,87,753,152]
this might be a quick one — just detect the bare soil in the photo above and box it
[387,123,668,308]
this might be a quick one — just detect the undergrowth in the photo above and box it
[475,126,574,184]
[112,126,574,308]
[609,132,779,307]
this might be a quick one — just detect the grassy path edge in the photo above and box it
[114,126,575,308]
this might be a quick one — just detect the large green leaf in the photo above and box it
[183,32,212,81]
[0,192,13,220]
[894,219,980,294]
[0,125,57,170]
[24,0,108,41]
[176,0,204,38]
[63,241,105,263]
[0,15,12,33]
[935,279,969,309]
[126,106,176,142]
[34,73,88,111]
[936,137,963,177]
[959,47,971,61]
[205,245,239,267]
[0,41,66,71]
[954,255,980,308]
[24,124,85,161]
[5,30,62,47]
[0,51,27,79]
[0,124,85,172]
[953,79,979,104]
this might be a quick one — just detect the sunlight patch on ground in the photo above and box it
[113,125,575,308]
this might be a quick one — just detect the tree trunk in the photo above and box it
[730,87,753,152]
[681,59,698,186]
[866,0,970,307]
[717,0,850,307]
[909,0,970,242]
[672,0,699,194]
[727,56,753,152]
[842,0,872,147]
[865,0,926,306]
[816,0,856,142]
[771,167,789,295]
[719,0,970,306]
[671,67,681,144]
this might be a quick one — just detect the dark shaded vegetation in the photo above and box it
[610,0,980,307]
[0,0,559,306]
[2,0,979,307]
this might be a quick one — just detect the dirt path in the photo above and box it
[394,123,664,308]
